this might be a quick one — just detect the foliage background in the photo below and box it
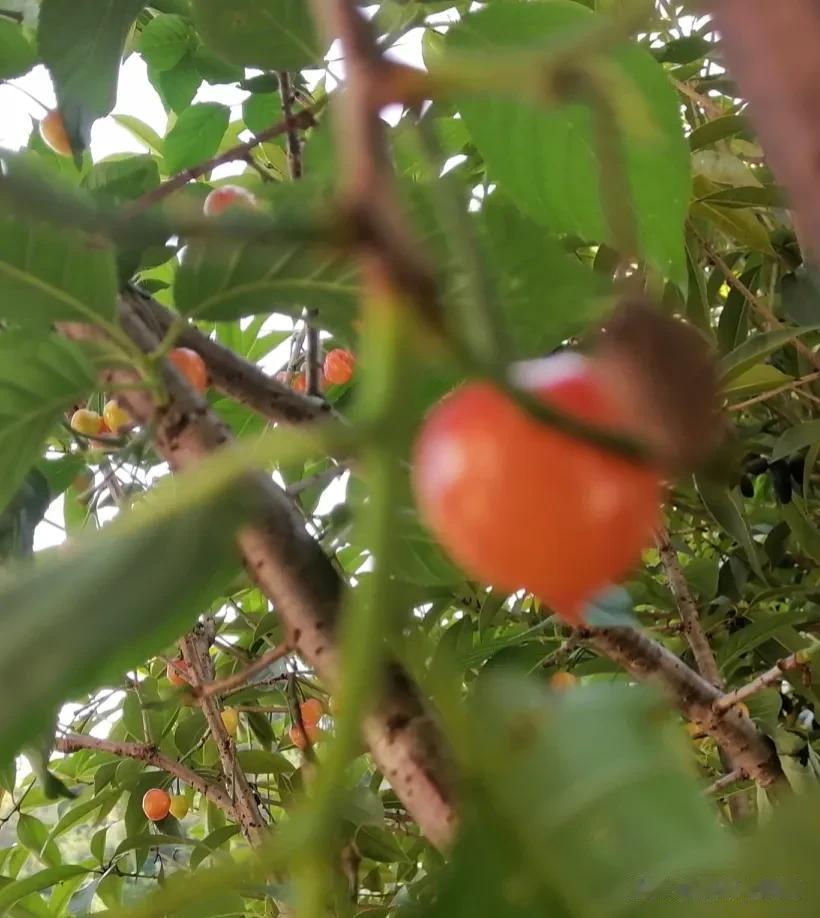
[2,0,820,915]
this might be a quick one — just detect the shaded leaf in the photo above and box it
[449,1,690,282]
[38,0,146,149]
[0,334,96,514]
[191,0,320,71]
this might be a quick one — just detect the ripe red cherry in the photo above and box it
[412,354,661,623]
[168,348,208,392]
[323,348,355,386]
[142,788,171,821]
[203,185,257,217]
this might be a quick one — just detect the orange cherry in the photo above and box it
[289,721,320,750]
[412,353,661,624]
[323,348,355,386]
[549,671,578,691]
[167,659,190,686]
[142,788,171,821]
[300,698,323,727]
[168,348,208,393]
[203,184,257,217]
[291,372,307,394]
[39,110,72,156]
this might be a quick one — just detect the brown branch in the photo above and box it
[577,625,787,794]
[657,527,723,689]
[713,649,812,713]
[704,767,746,797]
[656,526,753,818]
[127,290,329,425]
[58,292,457,850]
[697,234,820,371]
[708,1,820,263]
[55,732,237,817]
[180,627,268,846]
[125,107,319,217]
[196,641,292,700]
[728,370,820,412]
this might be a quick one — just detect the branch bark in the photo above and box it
[713,649,812,713]
[656,527,723,689]
[196,641,291,700]
[126,107,318,217]
[128,290,328,425]
[578,625,787,794]
[55,732,237,817]
[180,626,268,846]
[656,527,751,818]
[58,290,457,850]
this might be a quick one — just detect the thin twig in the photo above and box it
[698,232,820,371]
[728,370,820,411]
[704,767,746,796]
[126,106,320,217]
[713,647,816,713]
[197,642,292,700]
[578,625,787,793]
[55,732,237,817]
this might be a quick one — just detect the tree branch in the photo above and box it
[125,107,319,217]
[657,527,723,689]
[713,648,814,713]
[704,767,746,797]
[54,732,237,817]
[196,641,292,700]
[578,625,787,793]
[58,291,457,850]
[180,626,268,846]
[127,289,329,425]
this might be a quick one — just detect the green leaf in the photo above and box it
[83,155,160,201]
[112,114,164,155]
[0,465,254,763]
[695,474,766,581]
[0,334,96,514]
[113,833,207,857]
[449,1,690,282]
[138,13,194,70]
[771,420,820,461]
[480,196,610,357]
[149,54,201,114]
[355,826,409,864]
[0,470,50,561]
[189,825,241,869]
[163,102,230,174]
[718,610,815,671]
[47,789,120,841]
[16,815,61,867]
[0,216,117,328]
[243,92,282,136]
[0,866,88,913]
[0,18,36,79]
[191,0,321,71]
[723,364,792,398]
[719,327,820,382]
[688,114,749,151]
[174,188,359,330]
[235,748,293,774]
[435,677,727,916]
[38,0,147,148]
[90,828,108,865]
